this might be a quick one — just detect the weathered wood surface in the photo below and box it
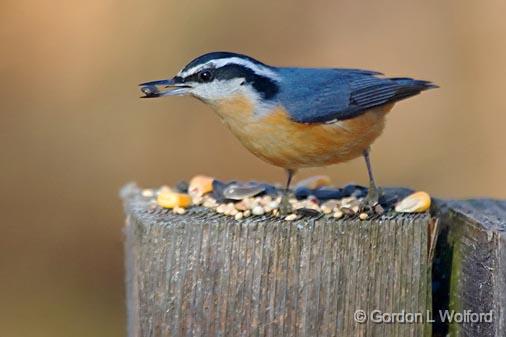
[433,199,506,337]
[122,184,434,337]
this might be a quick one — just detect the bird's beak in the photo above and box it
[138,77,192,98]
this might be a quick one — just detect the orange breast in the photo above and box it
[211,95,393,170]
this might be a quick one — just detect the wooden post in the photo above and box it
[122,184,435,337]
[432,200,506,337]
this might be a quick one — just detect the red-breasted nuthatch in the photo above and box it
[140,52,436,213]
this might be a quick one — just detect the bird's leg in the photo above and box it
[360,147,381,212]
[279,169,296,215]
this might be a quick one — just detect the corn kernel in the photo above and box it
[188,175,214,197]
[395,191,431,213]
[295,175,332,190]
[156,191,192,209]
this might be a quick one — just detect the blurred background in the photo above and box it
[1,0,505,336]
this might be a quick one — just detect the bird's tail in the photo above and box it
[389,77,438,101]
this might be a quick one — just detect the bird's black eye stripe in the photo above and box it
[182,70,214,83]
[178,64,278,100]
[198,70,213,82]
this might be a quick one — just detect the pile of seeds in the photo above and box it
[141,175,431,221]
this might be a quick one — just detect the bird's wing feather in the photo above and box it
[276,68,435,124]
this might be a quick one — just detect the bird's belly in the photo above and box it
[213,98,391,169]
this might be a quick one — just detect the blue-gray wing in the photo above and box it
[276,68,436,124]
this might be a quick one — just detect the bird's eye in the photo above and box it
[198,70,213,82]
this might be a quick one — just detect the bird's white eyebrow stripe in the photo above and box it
[178,57,279,80]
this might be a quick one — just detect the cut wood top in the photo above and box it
[445,199,506,232]
[121,183,429,226]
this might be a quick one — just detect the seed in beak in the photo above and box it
[141,85,160,97]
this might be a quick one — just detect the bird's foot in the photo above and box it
[359,187,384,215]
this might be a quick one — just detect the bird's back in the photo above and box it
[275,67,435,124]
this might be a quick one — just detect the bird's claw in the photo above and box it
[359,188,384,215]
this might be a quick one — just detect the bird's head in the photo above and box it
[139,52,280,104]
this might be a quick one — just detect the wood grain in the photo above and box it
[122,185,433,337]
[433,199,506,337]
